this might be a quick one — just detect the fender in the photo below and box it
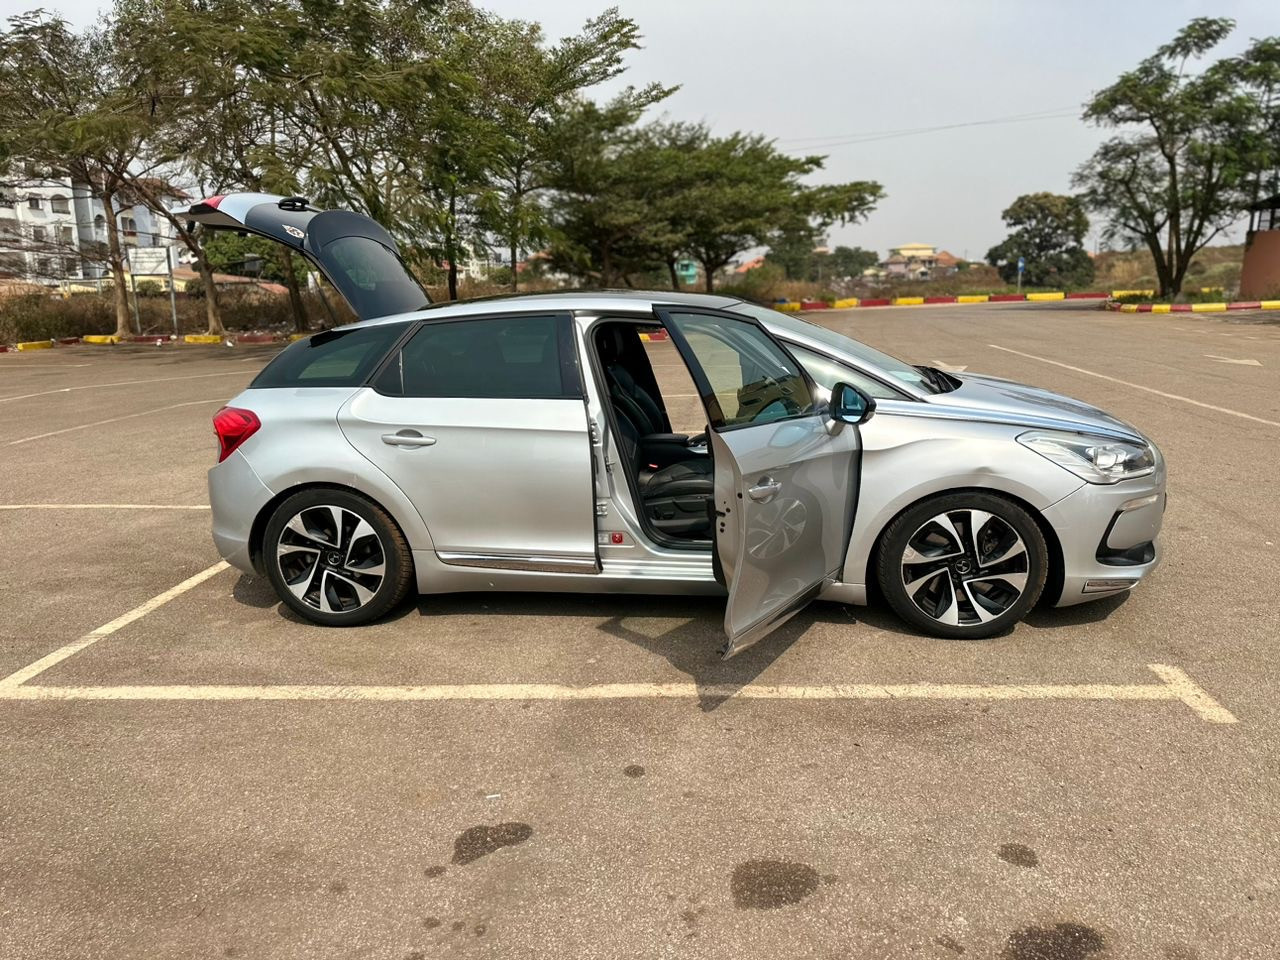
[841,412,1084,589]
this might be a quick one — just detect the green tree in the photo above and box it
[0,11,140,338]
[683,137,882,292]
[1073,17,1277,298]
[542,97,659,286]
[828,245,879,280]
[113,0,313,331]
[477,9,671,291]
[985,192,1094,288]
[547,115,883,292]
[203,231,307,282]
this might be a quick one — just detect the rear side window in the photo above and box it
[251,323,407,388]
[377,314,581,399]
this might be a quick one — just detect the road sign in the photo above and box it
[127,246,180,334]
[127,247,173,277]
[1017,256,1026,274]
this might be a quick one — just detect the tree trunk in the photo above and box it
[509,187,520,292]
[703,261,716,293]
[1171,257,1191,300]
[196,253,225,335]
[447,189,459,301]
[279,248,308,332]
[510,230,519,292]
[99,192,133,338]
[509,163,526,292]
[1142,233,1173,299]
[667,259,680,291]
[600,243,614,289]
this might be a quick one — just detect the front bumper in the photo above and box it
[208,451,275,575]
[1040,468,1166,607]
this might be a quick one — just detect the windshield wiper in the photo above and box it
[913,364,946,392]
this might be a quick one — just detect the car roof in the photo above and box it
[345,289,746,327]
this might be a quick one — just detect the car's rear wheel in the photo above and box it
[263,489,413,626]
[876,492,1048,639]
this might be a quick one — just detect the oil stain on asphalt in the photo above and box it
[998,843,1040,868]
[623,764,646,778]
[452,822,534,866]
[730,860,820,909]
[1001,922,1105,960]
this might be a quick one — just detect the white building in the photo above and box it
[0,164,186,287]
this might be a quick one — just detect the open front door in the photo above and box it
[656,307,863,658]
[185,193,429,319]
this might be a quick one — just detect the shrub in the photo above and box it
[134,279,164,297]
[0,292,117,342]
[717,262,788,303]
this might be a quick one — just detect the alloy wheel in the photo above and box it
[275,504,387,614]
[900,509,1029,627]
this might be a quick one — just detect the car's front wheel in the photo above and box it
[876,492,1048,639]
[263,489,413,626]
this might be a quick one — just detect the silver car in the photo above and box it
[195,194,1165,657]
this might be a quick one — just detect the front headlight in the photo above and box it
[1017,430,1155,484]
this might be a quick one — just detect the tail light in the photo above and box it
[213,406,260,463]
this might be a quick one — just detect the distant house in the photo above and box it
[884,243,937,279]
[879,243,960,281]
[934,249,961,272]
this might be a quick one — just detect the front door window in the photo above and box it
[662,312,817,429]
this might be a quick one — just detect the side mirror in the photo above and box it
[831,381,876,425]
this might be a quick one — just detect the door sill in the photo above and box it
[436,551,600,574]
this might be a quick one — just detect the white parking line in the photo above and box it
[1204,354,1261,366]
[988,344,1280,428]
[0,561,229,692]
[7,399,226,446]
[0,663,1237,723]
[0,504,209,511]
[0,371,249,404]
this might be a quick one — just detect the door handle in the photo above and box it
[747,477,782,502]
[381,430,436,448]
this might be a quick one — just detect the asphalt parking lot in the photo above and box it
[1,301,1277,959]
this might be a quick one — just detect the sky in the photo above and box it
[6,0,1279,259]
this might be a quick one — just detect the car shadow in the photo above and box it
[234,573,425,626]
[407,591,872,713]
[244,576,1120,704]
[1025,591,1129,628]
[232,575,278,609]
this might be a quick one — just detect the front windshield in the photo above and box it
[728,301,941,393]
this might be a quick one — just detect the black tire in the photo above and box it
[263,488,414,626]
[875,492,1048,639]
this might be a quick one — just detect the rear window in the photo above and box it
[324,236,428,319]
[251,323,407,388]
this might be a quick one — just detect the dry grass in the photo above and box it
[1092,244,1244,295]
[0,288,337,343]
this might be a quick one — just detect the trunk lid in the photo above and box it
[185,193,430,320]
